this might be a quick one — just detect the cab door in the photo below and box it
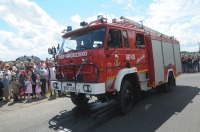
[105,28,129,90]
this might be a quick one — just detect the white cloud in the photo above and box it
[123,0,136,11]
[144,0,200,51]
[112,0,126,4]
[0,0,64,61]
[100,3,108,8]
[71,15,82,24]
[113,0,136,11]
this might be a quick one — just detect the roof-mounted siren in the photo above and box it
[67,26,72,31]
[80,21,88,27]
[97,15,107,23]
[61,26,72,33]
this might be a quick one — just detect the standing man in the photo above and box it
[47,61,56,96]
[39,66,47,97]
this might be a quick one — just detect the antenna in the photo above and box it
[139,21,143,29]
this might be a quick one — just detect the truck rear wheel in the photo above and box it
[118,80,133,114]
[70,92,89,106]
[163,75,175,92]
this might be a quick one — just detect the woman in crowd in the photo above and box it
[3,64,12,101]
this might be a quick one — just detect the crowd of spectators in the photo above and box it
[0,58,56,105]
[181,52,200,73]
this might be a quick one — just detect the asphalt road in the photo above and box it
[1,73,200,132]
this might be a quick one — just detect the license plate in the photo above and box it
[64,86,74,91]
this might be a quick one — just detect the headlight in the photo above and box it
[83,85,88,92]
[83,85,92,93]
[88,85,92,92]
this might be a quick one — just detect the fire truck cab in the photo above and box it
[48,16,181,114]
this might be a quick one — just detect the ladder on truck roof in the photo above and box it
[120,16,173,39]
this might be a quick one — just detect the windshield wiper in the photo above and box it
[66,47,75,51]
[77,45,91,50]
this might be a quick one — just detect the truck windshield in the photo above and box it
[59,27,106,53]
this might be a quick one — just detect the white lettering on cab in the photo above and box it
[66,51,88,58]
[126,54,136,60]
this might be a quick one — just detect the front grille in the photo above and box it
[49,63,99,83]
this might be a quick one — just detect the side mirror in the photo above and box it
[48,48,52,55]
[52,46,57,55]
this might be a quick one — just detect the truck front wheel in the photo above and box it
[118,80,133,114]
[70,92,89,106]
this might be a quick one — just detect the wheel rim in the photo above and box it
[124,88,132,108]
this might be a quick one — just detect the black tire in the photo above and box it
[162,75,175,92]
[70,92,89,106]
[118,80,133,114]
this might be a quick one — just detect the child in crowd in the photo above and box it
[10,72,20,102]
[25,75,32,102]
[19,70,26,100]
[35,74,42,98]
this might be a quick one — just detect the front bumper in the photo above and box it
[50,81,105,94]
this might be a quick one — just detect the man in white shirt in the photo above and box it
[47,61,56,96]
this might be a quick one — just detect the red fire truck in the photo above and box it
[48,16,181,114]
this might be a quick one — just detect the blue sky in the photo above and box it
[0,0,200,61]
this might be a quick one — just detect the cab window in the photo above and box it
[136,33,145,48]
[107,29,122,48]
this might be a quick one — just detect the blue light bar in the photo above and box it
[67,26,72,31]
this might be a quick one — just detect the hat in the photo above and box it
[21,70,26,75]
